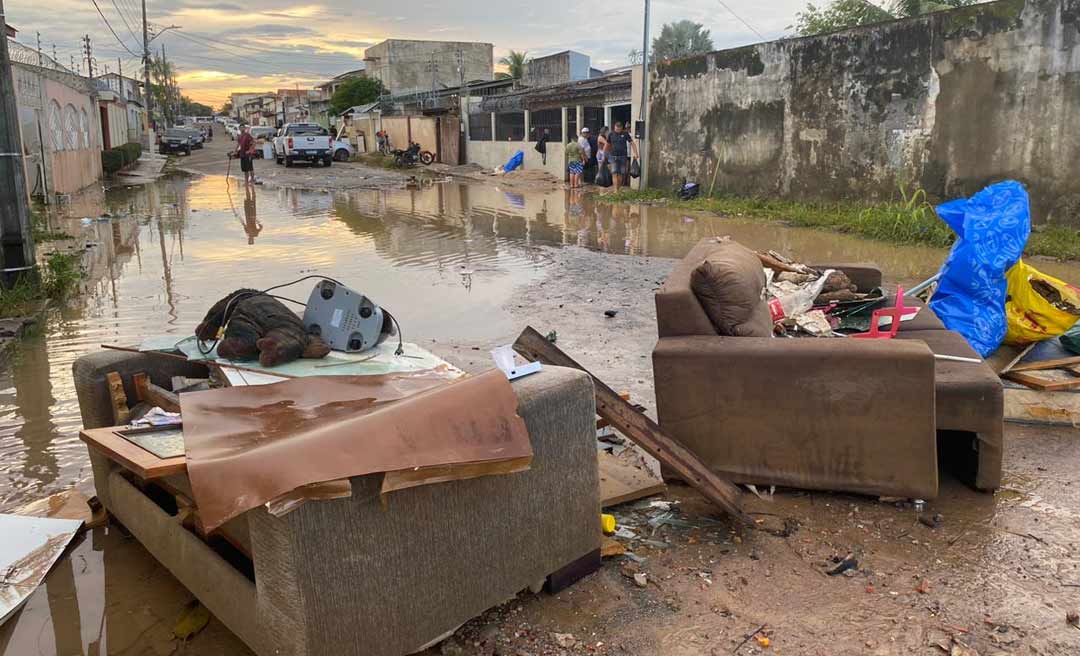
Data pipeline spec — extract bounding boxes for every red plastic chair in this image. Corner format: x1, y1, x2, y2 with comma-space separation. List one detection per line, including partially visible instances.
850, 287, 919, 339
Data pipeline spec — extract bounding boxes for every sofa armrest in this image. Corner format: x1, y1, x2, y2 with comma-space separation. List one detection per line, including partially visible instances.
653, 336, 937, 499
73, 350, 211, 429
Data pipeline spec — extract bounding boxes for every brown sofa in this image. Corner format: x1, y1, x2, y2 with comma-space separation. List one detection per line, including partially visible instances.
652, 239, 1004, 500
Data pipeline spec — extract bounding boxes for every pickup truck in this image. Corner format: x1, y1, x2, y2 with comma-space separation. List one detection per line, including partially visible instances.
273, 123, 333, 167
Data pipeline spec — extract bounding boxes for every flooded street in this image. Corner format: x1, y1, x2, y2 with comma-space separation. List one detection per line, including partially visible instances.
3, 165, 1080, 654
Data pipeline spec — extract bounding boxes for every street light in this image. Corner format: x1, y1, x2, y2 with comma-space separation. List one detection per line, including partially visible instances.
148, 25, 180, 44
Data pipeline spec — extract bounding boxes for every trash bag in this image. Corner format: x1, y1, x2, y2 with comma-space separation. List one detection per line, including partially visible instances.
596, 163, 612, 188
927, 180, 1030, 357
1004, 259, 1080, 345
503, 151, 524, 173
1060, 323, 1080, 355
629, 158, 640, 179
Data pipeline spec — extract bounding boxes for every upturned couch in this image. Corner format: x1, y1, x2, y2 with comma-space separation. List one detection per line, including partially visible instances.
73, 350, 601, 656
652, 238, 1003, 500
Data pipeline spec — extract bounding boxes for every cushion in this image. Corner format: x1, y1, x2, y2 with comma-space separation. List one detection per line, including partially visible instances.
690, 241, 773, 337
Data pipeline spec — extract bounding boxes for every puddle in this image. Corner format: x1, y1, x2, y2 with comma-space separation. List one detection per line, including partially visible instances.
4, 172, 1080, 653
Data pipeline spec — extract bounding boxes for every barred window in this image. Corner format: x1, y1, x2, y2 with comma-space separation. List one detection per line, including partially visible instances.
566, 109, 577, 142
495, 112, 524, 141
529, 108, 561, 142
468, 112, 492, 141
584, 106, 604, 133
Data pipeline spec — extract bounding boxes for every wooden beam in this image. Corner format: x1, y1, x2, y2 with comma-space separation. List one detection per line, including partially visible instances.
132, 372, 181, 412
1003, 371, 1080, 392
513, 326, 750, 525
1008, 355, 1080, 374
106, 372, 131, 424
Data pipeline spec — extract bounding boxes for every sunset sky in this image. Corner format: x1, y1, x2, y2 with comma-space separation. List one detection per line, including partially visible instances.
7, 0, 804, 109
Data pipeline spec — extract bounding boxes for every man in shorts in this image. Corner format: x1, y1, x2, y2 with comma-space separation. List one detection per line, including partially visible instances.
607, 122, 639, 193
235, 125, 257, 185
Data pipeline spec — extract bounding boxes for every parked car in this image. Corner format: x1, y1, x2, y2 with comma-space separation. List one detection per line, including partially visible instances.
273, 123, 333, 167
249, 126, 276, 141
332, 138, 354, 162
179, 128, 204, 149
159, 128, 193, 156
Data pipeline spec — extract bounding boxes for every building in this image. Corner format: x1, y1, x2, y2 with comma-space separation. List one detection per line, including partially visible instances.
363, 39, 493, 95
9, 39, 104, 196
312, 68, 366, 127
240, 93, 276, 126
464, 68, 640, 183
98, 73, 145, 147
316, 67, 366, 97
230, 92, 264, 122
523, 51, 593, 88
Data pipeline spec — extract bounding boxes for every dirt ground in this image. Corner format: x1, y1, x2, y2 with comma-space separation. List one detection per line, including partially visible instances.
179, 138, 567, 193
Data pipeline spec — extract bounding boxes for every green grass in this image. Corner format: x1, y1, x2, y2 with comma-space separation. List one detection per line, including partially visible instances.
0, 251, 83, 317
357, 153, 409, 170
600, 188, 1080, 261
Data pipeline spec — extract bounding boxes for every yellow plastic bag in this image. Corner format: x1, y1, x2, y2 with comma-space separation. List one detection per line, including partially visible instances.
1004, 259, 1080, 345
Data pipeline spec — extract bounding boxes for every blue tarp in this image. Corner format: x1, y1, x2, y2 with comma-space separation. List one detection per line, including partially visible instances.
503, 151, 524, 172
928, 180, 1031, 357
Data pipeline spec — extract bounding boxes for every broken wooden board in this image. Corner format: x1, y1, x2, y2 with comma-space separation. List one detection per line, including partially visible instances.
514, 326, 750, 525
1003, 370, 1080, 392
598, 450, 666, 508
106, 371, 130, 424
132, 372, 181, 412
11, 489, 92, 524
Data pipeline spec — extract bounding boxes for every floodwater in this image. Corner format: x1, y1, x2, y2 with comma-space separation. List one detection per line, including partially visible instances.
3, 172, 1080, 654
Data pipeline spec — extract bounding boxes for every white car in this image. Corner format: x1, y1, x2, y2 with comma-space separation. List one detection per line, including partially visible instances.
332, 138, 354, 162
272, 123, 334, 167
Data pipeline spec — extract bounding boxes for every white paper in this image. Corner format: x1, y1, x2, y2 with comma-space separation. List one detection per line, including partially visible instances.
0, 514, 82, 626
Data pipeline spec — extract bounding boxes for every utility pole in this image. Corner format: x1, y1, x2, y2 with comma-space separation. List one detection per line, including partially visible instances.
639, 0, 651, 189
428, 52, 438, 108
161, 42, 169, 125
83, 34, 94, 78
142, 0, 153, 135
0, 0, 38, 285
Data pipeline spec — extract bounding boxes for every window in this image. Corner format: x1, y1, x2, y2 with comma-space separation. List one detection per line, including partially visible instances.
584, 106, 604, 133
566, 109, 577, 143
63, 104, 79, 151
80, 109, 89, 148
49, 101, 63, 151
529, 108, 561, 142
468, 112, 492, 141
495, 112, 524, 141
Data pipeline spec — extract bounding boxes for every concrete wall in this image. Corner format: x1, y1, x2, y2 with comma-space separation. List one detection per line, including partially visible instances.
524, 51, 591, 87
101, 99, 128, 150
13, 63, 103, 197
366, 40, 493, 95
468, 139, 566, 179
647, 0, 1080, 223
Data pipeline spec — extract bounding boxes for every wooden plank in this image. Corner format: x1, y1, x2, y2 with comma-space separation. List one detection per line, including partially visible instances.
513, 326, 750, 525
1009, 355, 1080, 373
996, 342, 1036, 375
106, 372, 131, 425
599, 450, 666, 508
132, 372, 181, 412
79, 426, 187, 480
12, 489, 92, 524
1003, 371, 1080, 392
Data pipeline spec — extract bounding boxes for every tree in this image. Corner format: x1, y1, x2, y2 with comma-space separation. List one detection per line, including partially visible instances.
793, 0, 975, 36
495, 50, 529, 80
329, 77, 386, 115
179, 97, 213, 117
218, 101, 233, 116
651, 20, 714, 62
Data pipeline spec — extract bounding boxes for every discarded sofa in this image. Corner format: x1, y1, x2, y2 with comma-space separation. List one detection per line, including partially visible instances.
73, 349, 601, 656
652, 238, 1004, 500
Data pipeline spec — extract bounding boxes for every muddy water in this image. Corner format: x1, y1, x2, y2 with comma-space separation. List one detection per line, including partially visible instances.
4, 172, 1080, 653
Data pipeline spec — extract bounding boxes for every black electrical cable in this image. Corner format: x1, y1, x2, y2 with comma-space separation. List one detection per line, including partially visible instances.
197, 276, 403, 356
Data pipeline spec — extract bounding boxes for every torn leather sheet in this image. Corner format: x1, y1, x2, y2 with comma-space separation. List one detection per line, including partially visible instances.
180, 369, 532, 531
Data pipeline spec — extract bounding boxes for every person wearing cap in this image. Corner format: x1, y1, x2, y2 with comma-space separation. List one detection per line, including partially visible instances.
577, 128, 592, 174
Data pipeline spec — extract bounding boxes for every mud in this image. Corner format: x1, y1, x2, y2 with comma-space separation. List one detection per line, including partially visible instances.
2, 158, 1080, 654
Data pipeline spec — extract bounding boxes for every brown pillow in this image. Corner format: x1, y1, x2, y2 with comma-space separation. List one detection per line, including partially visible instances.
690, 241, 773, 337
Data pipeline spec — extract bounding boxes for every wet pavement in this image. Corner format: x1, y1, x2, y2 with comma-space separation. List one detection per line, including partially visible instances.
2, 166, 1080, 654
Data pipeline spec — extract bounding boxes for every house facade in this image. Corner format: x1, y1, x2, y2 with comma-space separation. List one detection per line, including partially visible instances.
364, 39, 493, 95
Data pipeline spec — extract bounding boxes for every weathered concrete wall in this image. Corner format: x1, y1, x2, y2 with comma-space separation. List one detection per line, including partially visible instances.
366, 40, 492, 95
648, 0, 1080, 223
524, 51, 591, 87
467, 139, 566, 179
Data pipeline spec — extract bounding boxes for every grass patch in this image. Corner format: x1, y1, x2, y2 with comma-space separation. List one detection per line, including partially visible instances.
0, 251, 83, 317
30, 209, 73, 243
601, 188, 1080, 261
357, 153, 409, 170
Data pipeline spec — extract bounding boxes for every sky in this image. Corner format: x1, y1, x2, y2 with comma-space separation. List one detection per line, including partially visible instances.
6, 0, 809, 108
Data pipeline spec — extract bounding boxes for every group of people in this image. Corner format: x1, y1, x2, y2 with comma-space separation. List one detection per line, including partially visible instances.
565, 122, 639, 191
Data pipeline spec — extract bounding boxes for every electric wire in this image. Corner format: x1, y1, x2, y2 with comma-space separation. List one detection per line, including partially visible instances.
88, 0, 142, 56
109, 0, 142, 45
716, 0, 767, 41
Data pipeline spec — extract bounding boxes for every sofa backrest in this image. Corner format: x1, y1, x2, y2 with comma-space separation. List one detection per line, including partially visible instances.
655, 239, 722, 338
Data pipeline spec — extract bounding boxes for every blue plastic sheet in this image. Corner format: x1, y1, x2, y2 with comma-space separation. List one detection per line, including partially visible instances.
503, 151, 524, 172
928, 180, 1031, 357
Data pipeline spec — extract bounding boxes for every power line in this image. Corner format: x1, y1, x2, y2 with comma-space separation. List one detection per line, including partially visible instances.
88, 0, 141, 56
716, 0, 766, 41
109, 0, 142, 45
162, 31, 350, 79
170, 29, 363, 65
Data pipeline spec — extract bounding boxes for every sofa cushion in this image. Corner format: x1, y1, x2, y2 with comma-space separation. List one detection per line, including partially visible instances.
881, 296, 948, 332
690, 241, 773, 337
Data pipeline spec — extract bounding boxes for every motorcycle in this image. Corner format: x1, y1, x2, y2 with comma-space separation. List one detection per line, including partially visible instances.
392, 142, 435, 167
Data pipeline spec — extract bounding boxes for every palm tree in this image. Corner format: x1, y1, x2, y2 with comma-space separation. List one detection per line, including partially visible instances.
651, 20, 714, 62
496, 50, 529, 80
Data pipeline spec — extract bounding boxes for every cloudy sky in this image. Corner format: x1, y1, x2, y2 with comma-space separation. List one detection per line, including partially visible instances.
7, 0, 809, 108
